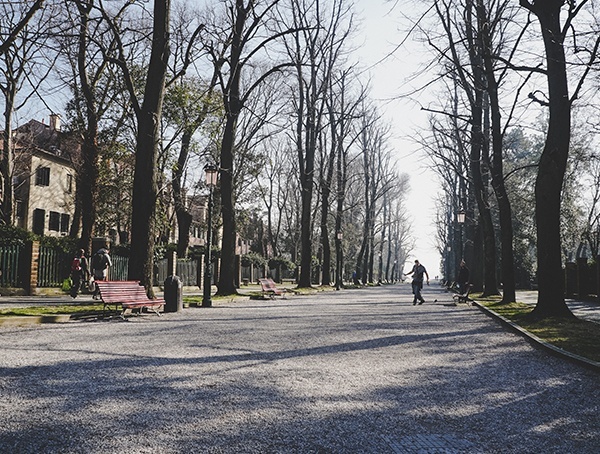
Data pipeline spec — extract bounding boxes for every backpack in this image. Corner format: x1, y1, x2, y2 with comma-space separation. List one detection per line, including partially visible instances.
92, 252, 108, 270
71, 257, 81, 272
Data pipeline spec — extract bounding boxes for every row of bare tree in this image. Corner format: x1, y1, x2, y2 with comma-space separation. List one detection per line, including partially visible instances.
0, 0, 413, 295
417, 0, 600, 318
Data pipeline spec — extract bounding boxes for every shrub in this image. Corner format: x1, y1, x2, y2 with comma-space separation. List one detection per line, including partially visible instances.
0, 225, 37, 246
40, 235, 79, 253
242, 252, 267, 268
268, 256, 296, 271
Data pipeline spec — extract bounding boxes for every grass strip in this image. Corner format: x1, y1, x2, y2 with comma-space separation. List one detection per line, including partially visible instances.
0, 304, 105, 317
478, 298, 600, 363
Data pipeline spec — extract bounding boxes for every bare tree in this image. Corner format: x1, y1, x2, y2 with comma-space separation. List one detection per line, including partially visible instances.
433, 0, 499, 296
98, 0, 172, 290
56, 0, 137, 251
0, 0, 55, 225
204, 0, 295, 295
519, 0, 600, 318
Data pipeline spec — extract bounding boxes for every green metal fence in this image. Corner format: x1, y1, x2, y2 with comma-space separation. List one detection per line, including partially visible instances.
38, 246, 70, 287
110, 255, 129, 281
0, 245, 23, 287
155, 258, 200, 287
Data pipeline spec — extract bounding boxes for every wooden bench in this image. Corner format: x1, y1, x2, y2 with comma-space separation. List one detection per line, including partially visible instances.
453, 284, 474, 305
96, 281, 165, 316
259, 278, 287, 299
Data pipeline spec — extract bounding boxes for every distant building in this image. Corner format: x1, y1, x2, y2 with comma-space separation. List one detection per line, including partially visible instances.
7, 114, 79, 237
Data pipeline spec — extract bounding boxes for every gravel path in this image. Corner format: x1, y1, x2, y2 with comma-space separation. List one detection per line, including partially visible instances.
1, 284, 598, 453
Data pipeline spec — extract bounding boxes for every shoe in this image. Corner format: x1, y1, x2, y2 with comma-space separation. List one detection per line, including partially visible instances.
418, 300, 424, 305
412, 301, 417, 305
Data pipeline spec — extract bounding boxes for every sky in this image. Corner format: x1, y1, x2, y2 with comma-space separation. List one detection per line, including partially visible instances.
354, 1, 443, 276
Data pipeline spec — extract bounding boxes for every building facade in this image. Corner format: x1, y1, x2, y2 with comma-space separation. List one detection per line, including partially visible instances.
11, 115, 77, 237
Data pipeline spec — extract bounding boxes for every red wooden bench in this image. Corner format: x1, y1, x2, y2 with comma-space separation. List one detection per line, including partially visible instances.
96, 281, 165, 316
259, 278, 287, 299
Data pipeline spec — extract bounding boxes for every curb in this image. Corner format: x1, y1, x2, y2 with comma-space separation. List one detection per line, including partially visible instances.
473, 301, 600, 373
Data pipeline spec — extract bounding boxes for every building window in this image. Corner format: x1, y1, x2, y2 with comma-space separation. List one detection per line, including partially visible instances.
36, 167, 50, 186
67, 174, 73, 193
16, 200, 24, 219
33, 209, 45, 235
60, 213, 70, 233
49, 211, 60, 231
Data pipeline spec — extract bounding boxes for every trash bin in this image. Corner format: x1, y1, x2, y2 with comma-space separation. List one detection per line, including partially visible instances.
164, 275, 183, 313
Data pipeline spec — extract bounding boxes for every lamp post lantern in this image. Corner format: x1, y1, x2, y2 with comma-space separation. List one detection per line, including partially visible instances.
202, 164, 218, 307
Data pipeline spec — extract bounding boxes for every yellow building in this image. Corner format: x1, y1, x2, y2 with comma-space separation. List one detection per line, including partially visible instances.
11, 115, 77, 237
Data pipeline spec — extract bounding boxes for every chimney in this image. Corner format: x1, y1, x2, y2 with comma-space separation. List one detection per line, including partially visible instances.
49, 113, 61, 131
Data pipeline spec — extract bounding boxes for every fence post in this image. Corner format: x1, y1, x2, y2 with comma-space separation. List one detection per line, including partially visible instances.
24, 240, 40, 296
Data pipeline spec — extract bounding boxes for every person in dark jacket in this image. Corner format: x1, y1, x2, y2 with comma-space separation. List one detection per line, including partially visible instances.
70, 249, 89, 298
404, 260, 429, 305
91, 247, 112, 299
457, 260, 470, 295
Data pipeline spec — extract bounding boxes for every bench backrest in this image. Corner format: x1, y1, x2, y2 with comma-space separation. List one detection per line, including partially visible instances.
259, 278, 278, 290
96, 281, 149, 303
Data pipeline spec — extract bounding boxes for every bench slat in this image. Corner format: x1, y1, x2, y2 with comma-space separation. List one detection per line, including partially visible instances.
96, 281, 164, 316
259, 278, 286, 298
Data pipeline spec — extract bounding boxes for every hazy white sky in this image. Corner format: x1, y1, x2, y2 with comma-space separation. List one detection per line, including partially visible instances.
355, 1, 443, 275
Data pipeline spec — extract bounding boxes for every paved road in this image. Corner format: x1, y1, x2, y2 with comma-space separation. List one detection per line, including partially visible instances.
0, 284, 598, 453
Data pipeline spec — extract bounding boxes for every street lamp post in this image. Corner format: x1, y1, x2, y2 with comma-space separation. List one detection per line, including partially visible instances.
446, 245, 452, 286
202, 165, 218, 307
457, 209, 466, 262
336, 231, 343, 290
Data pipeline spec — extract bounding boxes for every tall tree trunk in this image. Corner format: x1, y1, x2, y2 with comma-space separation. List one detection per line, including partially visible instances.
173, 130, 193, 258
129, 0, 170, 295
76, 1, 99, 252
520, 0, 574, 318
1, 95, 15, 225
355, 137, 371, 285
298, 111, 316, 287
319, 130, 336, 286
216, 0, 247, 296
216, 93, 239, 295
465, 1, 498, 296
477, 0, 516, 303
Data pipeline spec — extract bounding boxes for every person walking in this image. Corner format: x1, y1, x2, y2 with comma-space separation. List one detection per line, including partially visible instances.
91, 247, 112, 299
404, 259, 429, 305
457, 260, 470, 295
70, 249, 89, 298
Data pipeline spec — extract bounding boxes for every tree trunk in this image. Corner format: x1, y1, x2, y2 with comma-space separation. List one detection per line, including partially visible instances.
216, 0, 246, 296
466, 1, 498, 296
128, 0, 170, 295
173, 130, 193, 258
298, 131, 315, 287
216, 106, 239, 295
477, 0, 516, 303
75, 1, 99, 252
521, 1, 574, 318
319, 130, 336, 286
1, 97, 15, 225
